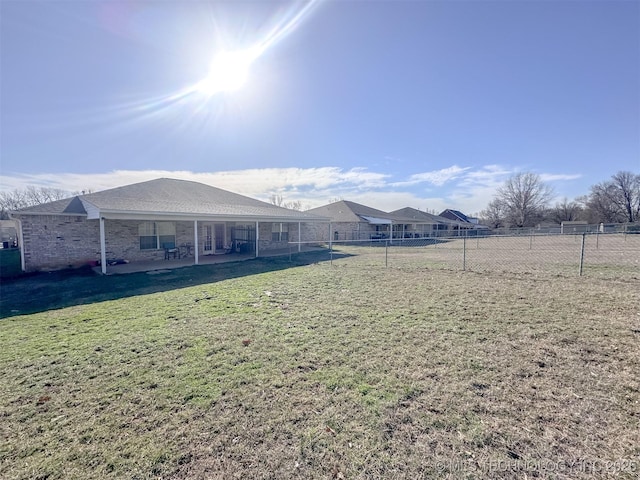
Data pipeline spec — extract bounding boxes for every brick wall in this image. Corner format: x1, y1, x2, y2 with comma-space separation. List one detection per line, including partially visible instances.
106, 220, 197, 262
15, 216, 333, 272
300, 222, 331, 242
15, 216, 199, 272
258, 222, 283, 252
16, 215, 100, 272
299, 221, 384, 242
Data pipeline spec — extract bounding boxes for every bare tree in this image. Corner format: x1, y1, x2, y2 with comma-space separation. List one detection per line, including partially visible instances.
269, 194, 284, 207
0, 189, 27, 215
0, 186, 70, 219
586, 171, 640, 223
492, 172, 554, 227
282, 200, 304, 211
612, 171, 640, 222
480, 198, 507, 228
24, 185, 68, 205
548, 197, 583, 224
268, 194, 304, 211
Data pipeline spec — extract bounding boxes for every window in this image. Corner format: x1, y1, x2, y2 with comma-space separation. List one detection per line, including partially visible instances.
139, 222, 176, 250
271, 222, 288, 242
139, 222, 156, 250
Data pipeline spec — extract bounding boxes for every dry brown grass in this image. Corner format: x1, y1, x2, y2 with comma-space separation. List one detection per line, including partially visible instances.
1, 254, 639, 479
339, 233, 640, 280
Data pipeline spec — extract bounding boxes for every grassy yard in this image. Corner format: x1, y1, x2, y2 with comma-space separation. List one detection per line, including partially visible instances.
1, 254, 639, 479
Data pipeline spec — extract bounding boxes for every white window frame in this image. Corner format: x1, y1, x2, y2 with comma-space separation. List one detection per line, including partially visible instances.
271, 222, 289, 242
139, 221, 176, 250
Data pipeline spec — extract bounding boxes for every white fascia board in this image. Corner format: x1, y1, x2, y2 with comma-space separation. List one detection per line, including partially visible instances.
390, 216, 439, 225
96, 210, 330, 223
80, 198, 101, 219
9, 211, 87, 217
360, 215, 393, 225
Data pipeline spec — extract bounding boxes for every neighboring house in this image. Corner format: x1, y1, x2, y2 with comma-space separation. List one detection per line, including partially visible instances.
0, 220, 19, 249
305, 201, 395, 241
389, 207, 461, 236
10, 178, 327, 274
305, 201, 457, 240
438, 209, 489, 233
439, 209, 471, 223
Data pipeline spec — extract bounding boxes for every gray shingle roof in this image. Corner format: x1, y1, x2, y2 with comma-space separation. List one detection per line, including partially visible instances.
13, 196, 88, 215
307, 201, 449, 224
439, 209, 470, 223
390, 207, 456, 225
306, 200, 397, 223
13, 178, 326, 221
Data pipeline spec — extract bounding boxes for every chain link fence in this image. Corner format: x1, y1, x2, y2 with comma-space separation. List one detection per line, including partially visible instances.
294, 232, 640, 279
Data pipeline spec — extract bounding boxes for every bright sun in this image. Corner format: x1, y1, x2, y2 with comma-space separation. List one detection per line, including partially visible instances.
197, 47, 262, 96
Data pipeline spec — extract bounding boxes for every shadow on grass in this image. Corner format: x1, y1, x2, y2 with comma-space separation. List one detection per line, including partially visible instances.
0, 250, 351, 319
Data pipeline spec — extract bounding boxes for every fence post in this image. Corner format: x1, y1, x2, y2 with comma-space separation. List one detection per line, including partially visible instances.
462, 236, 466, 271
596, 231, 599, 250
330, 241, 333, 266
578, 233, 586, 276
529, 232, 533, 250
385, 240, 388, 268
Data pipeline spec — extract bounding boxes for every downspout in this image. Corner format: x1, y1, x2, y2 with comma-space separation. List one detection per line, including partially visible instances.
99, 217, 107, 275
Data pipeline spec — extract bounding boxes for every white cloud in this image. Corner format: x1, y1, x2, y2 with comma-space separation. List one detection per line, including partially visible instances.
0, 165, 583, 215
456, 164, 512, 187
391, 165, 470, 187
539, 173, 582, 182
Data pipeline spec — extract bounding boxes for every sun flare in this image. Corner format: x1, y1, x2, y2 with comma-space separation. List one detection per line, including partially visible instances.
196, 47, 263, 96
183, 1, 320, 100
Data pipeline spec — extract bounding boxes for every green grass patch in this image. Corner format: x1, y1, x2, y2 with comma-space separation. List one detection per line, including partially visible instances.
1, 257, 639, 478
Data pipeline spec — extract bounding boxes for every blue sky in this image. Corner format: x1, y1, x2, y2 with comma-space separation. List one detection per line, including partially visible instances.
1, 0, 638, 215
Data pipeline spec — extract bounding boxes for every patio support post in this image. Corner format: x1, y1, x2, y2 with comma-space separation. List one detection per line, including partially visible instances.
194, 220, 199, 265
255, 221, 259, 257
99, 217, 107, 275
298, 222, 301, 252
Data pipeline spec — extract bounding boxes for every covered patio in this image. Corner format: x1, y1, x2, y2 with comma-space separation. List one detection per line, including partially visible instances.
94, 244, 326, 275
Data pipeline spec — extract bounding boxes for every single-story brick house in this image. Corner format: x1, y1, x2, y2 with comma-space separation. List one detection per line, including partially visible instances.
305, 201, 462, 241
390, 207, 486, 236
10, 178, 328, 274
304, 200, 394, 241
389, 207, 465, 236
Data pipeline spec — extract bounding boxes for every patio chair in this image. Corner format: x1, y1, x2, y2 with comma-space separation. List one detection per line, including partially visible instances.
179, 242, 193, 257
163, 242, 180, 260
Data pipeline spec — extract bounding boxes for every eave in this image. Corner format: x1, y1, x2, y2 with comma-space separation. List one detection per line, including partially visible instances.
91, 209, 330, 223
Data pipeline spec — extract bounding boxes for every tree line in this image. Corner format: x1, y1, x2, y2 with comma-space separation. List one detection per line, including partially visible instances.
0, 186, 92, 219
480, 170, 640, 228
